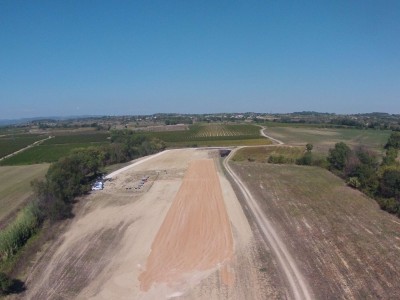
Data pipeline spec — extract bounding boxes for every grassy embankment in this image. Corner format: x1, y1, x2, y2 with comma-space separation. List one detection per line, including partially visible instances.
0, 165, 49, 226
0, 164, 49, 278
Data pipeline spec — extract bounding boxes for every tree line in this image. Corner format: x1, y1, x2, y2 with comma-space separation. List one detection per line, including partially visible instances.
34, 130, 166, 221
327, 132, 400, 217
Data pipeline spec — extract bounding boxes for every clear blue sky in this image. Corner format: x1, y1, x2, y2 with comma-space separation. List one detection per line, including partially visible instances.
1, 1, 399, 119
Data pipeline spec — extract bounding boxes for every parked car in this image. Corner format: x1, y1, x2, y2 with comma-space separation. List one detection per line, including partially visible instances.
91, 181, 104, 191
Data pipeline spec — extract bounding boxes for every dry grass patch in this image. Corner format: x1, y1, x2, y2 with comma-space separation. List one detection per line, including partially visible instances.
230, 162, 400, 299
0, 164, 49, 226
232, 146, 304, 163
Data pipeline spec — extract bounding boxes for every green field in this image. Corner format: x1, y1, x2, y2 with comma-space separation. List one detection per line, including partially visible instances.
43, 132, 110, 145
0, 132, 110, 165
0, 134, 47, 158
0, 142, 109, 166
140, 123, 270, 146
264, 125, 390, 154
0, 164, 49, 226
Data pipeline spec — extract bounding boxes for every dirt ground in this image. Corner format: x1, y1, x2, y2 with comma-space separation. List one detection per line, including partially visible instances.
231, 162, 400, 299
17, 149, 282, 299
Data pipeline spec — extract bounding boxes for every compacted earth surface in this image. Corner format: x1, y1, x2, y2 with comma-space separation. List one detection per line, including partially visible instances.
17, 149, 286, 299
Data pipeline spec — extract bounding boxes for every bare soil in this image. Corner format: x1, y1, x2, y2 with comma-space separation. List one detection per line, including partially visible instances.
16, 149, 280, 299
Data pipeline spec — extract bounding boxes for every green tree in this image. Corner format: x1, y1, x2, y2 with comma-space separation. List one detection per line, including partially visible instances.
306, 143, 313, 152
379, 168, 400, 199
296, 152, 313, 165
327, 142, 351, 171
382, 148, 398, 166
385, 132, 400, 149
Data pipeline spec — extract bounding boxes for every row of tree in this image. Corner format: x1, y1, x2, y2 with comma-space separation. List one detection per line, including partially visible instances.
327, 132, 400, 217
33, 131, 166, 221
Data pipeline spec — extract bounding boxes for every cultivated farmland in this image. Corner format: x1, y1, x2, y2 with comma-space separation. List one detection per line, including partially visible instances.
229, 161, 400, 299
141, 123, 271, 147
0, 132, 110, 165
0, 134, 47, 159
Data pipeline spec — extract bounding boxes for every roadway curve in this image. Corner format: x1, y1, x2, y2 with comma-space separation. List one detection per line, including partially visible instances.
223, 148, 313, 300
259, 126, 284, 145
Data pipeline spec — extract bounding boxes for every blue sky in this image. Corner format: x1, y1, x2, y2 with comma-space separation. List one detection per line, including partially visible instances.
1, 1, 399, 119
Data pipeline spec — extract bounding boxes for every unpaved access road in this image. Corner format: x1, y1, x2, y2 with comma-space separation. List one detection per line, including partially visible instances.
19, 148, 286, 299
223, 148, 313, 300
259, 127, 284, 145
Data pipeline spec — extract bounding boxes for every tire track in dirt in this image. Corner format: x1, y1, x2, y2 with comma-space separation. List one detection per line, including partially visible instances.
223, 148, 313, 300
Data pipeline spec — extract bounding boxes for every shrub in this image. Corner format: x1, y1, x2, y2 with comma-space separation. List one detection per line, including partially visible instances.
296, 152, 313, 165
347, 177, 361, 189
0, 203, 41, 262
0, 272, 11, 295
327, 142, 351, 171
376, 197, 400, 215
268, 155, 293, 164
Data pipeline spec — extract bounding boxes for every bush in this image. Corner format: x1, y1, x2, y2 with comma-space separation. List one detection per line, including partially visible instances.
347, 177, 361, 188
379, 168, 400, 199
296, 152, 313, 165
376, 197, 400, 215
0, 203, 41, 262
0, 272, 11, 295
268, 155, 289, 164
327, 142, 351, 171
385, 131, 400, 149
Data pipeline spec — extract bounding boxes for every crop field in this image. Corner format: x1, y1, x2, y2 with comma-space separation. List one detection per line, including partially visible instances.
0, 164, 49, 226
42, 132, 110, 144
230, 161, 400, 299
141, 123, 271, 147
0, 132, 110, 165
192, 124, 260, 138
0, 142, 109, 166
264, 125, 390, 154
0, 134, 47, 158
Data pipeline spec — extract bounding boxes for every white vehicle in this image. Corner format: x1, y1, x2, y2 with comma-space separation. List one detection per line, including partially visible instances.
91, 181, 104, 191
